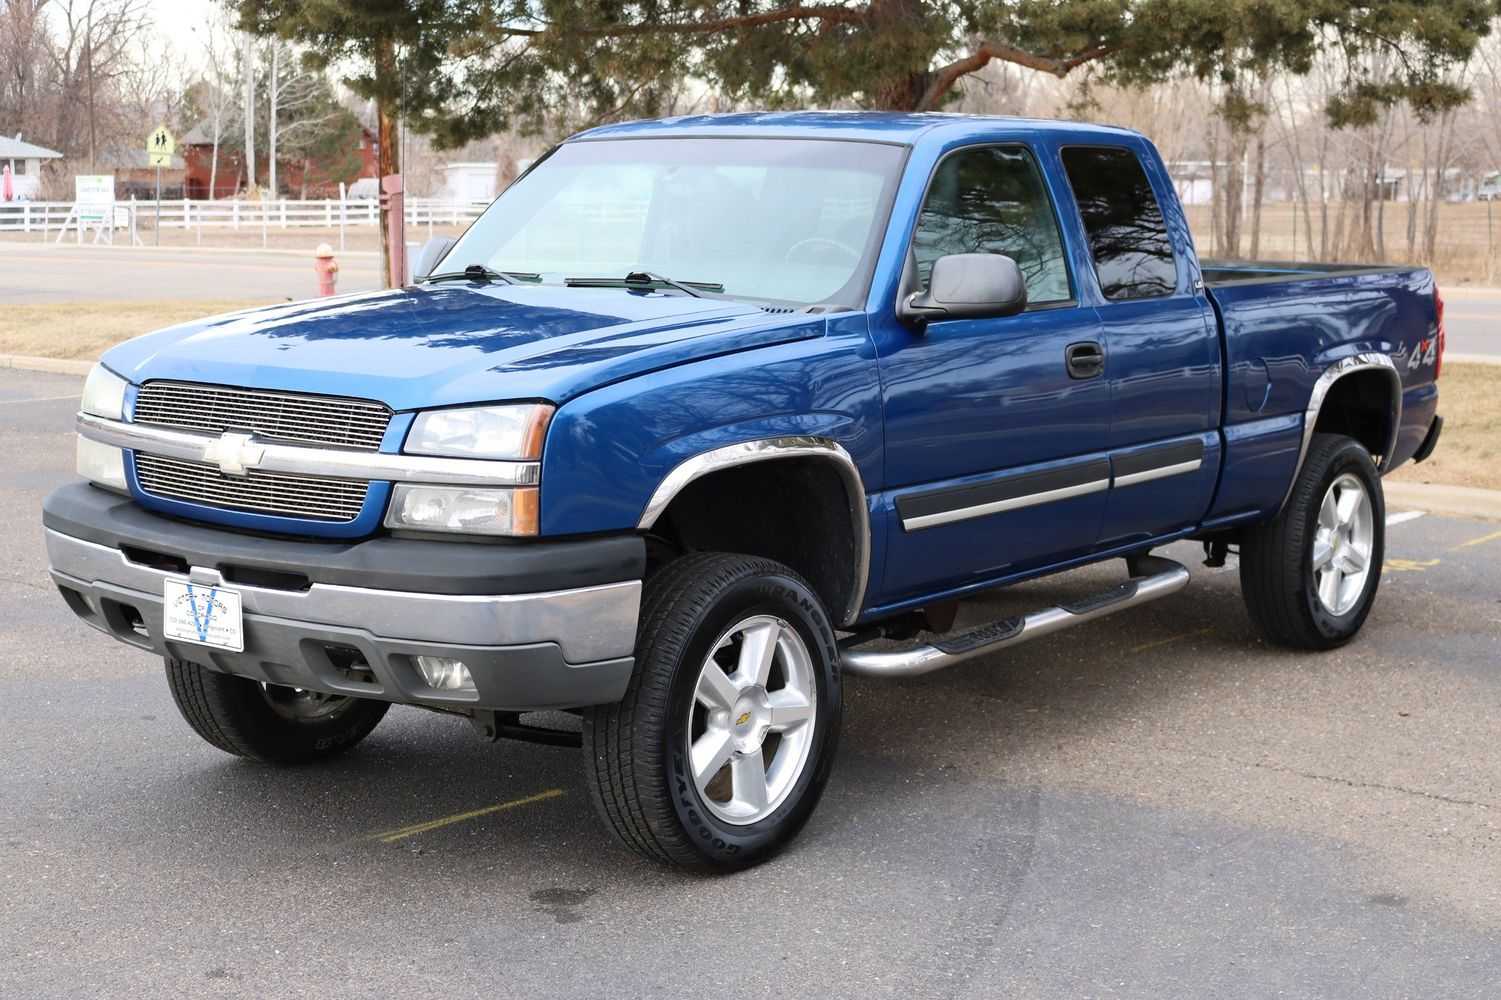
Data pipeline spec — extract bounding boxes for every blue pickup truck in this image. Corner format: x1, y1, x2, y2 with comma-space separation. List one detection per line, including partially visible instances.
45, 112, 1444, 870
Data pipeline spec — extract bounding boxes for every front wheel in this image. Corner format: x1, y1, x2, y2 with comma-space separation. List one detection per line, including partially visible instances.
583, 553, 842, 870
1240, 432, 1385, 650
165, 658, 389, 764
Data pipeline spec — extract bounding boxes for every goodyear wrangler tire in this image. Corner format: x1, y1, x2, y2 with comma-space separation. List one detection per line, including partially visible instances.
165, 658, 389, 765
582, 552, 842, 870
1240, 433, 1385, 650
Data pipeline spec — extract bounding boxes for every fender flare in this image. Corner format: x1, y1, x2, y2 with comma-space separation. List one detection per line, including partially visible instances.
1281, 352, 1402, 511
637, 436, 871, 626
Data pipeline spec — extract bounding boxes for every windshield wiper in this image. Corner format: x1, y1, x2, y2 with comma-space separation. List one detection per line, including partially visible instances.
564, 270, 726, 297
424, 264, 539, 285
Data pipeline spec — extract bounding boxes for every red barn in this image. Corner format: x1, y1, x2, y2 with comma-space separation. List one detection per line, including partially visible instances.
180, 121, 378, 199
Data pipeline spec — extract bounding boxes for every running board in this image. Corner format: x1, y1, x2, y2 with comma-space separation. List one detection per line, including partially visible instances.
840, 555, 1190, 678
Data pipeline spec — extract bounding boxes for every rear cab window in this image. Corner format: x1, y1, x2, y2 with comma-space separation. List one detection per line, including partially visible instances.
1060, 146, 1177, 300
911, 145, 1073, 306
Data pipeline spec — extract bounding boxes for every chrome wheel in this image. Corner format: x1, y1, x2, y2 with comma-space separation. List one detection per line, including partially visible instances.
688, 614, 817, 825
1311, 472, 1374, 616
259, 684, 358, 723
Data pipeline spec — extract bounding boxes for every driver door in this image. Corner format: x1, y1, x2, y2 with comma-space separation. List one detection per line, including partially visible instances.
874, 142, 1111, 606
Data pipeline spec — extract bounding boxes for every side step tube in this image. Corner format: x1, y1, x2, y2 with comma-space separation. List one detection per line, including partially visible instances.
840, 555, 1190, 678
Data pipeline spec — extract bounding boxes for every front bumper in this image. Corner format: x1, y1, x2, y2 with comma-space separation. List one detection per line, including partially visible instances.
43, 483, 644, 711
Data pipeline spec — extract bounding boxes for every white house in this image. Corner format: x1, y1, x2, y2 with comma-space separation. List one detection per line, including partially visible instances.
0, 134, 64, 199
442, 162, 499, 202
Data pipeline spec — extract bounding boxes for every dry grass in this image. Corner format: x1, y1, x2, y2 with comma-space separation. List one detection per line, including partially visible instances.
0, 300, 266, 362
1387, 362, 1501, 491
1, 300, 1495, 490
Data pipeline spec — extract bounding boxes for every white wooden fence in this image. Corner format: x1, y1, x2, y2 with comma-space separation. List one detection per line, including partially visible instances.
0, 197, 489, 238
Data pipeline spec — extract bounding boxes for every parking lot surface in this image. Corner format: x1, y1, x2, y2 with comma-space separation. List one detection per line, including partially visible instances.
2, 368, 1499, 998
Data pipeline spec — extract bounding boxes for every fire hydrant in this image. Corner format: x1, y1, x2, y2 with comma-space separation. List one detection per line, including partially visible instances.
314, 243, 340, 297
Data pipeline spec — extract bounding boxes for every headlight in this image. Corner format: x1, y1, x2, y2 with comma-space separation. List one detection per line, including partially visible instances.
77, 436, 127, 490
404, 403, 553, 460
78, 364, 129, 490
384, 484, 539, 536
81, 363, 128, 420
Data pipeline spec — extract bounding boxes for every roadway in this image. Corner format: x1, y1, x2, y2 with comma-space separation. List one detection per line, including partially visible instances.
0, 243, 383, 304
4, 367, 1500, 998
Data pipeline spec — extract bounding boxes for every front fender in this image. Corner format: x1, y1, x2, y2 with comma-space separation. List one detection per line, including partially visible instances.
538, 314, 883, 538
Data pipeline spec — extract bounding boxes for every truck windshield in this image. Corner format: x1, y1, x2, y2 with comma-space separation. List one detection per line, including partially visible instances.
444, 137, 907, 308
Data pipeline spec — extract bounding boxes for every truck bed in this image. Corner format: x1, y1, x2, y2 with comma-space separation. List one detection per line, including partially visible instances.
1202, 258, 1428, 287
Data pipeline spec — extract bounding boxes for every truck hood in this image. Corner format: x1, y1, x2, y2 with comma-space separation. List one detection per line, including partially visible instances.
101, 284, 825, 410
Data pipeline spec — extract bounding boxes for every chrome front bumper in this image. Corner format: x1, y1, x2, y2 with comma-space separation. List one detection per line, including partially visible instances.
45, 521, 641, 713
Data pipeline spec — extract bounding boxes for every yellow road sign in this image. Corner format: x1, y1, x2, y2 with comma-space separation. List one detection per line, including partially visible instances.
147, 125, 175, 161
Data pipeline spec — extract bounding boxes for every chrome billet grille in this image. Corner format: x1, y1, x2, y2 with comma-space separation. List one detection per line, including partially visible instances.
135, 454, 368, 522
134, 381, 392, 451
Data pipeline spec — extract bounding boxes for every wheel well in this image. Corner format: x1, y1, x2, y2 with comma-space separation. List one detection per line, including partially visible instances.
1312, 370, 1395, 460
649, 458, 864, 625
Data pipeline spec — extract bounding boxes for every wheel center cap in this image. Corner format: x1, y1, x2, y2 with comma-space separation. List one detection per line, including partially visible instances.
731, 687, 772, 753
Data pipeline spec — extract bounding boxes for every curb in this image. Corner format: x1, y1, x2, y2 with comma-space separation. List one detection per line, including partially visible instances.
1446, 353, 1501, 367
0, 354, 92, 376
1384, 481, 1501, 522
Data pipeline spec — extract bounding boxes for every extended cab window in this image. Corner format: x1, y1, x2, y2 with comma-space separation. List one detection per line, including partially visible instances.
911, 146, 1071, 305
1061, 146, 1177, 300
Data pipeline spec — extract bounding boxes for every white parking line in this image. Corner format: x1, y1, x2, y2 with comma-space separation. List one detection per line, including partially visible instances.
1386, 510, 1426, 526
0, 394, 80, 406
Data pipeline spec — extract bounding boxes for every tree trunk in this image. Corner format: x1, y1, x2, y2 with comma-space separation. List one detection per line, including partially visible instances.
243, 32, 256, 191
1249, 134, 1266, 259
375, 35, 400, 288
269, 43, 279, 199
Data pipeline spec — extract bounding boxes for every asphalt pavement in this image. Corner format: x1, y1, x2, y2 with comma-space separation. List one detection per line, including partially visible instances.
2, 368, 1500, 998
0, 243, 383, 304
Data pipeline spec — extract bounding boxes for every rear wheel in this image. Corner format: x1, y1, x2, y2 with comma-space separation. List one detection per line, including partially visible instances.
165, 658, 389, 764
583, 553, 842, 870
1240, 433, 1385, 649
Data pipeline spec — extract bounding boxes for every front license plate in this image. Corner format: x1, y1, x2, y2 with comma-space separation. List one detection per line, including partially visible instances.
162, 580, 245, 652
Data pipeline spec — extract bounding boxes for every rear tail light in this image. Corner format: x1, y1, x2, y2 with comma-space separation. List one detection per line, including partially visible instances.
1434, 286, 1446, 379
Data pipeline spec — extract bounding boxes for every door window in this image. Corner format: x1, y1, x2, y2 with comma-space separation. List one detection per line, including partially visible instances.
1060, 146, 1178, 300
911, 146, 1071, 305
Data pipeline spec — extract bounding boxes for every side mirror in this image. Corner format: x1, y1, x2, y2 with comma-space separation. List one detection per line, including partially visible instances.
413, 236, 457, 282
898, 252, 1028, 326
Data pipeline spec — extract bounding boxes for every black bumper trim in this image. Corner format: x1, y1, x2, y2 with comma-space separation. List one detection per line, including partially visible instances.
1412, 413, 1443, 464
43, 482, 645, 596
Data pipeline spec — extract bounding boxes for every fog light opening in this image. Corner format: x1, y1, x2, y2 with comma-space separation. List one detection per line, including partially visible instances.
414, 655, 476, 694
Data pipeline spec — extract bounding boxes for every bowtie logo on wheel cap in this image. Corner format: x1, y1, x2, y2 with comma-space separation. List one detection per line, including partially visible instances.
735, 711, 752, 727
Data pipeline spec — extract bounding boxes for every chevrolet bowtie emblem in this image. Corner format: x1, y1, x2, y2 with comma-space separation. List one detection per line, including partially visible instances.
201, 431, 265, 477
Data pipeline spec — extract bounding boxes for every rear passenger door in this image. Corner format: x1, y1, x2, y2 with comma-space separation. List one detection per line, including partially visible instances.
1058, 145, 1222, 548
875, 143, 1112, 606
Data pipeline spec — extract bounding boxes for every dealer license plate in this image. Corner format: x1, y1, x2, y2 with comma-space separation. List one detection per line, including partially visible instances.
162, 579, 245, 652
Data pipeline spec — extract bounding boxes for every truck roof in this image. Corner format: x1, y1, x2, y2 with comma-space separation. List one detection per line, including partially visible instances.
572, 110, 1145, 146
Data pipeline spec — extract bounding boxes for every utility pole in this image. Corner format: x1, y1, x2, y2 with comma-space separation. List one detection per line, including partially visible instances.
243, 33, 256, 191
85, 12, 96, 173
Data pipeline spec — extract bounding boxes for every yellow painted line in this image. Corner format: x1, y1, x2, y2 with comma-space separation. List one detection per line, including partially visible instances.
1383, 557, 1441, 572
368, 788, 565, 844
1444, 311, 1500, 321
1450, 528, 1501, 551
1128, 627, 1212, 655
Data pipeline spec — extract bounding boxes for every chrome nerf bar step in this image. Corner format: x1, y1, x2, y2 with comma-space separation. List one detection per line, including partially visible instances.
839, 554, 1191, 678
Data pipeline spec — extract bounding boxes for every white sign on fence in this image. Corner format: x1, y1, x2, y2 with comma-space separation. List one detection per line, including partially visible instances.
75, 175, 115, 224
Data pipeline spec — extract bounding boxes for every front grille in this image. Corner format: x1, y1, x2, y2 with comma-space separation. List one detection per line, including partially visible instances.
134, 381, 392, 451
135, 454, 369, 522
